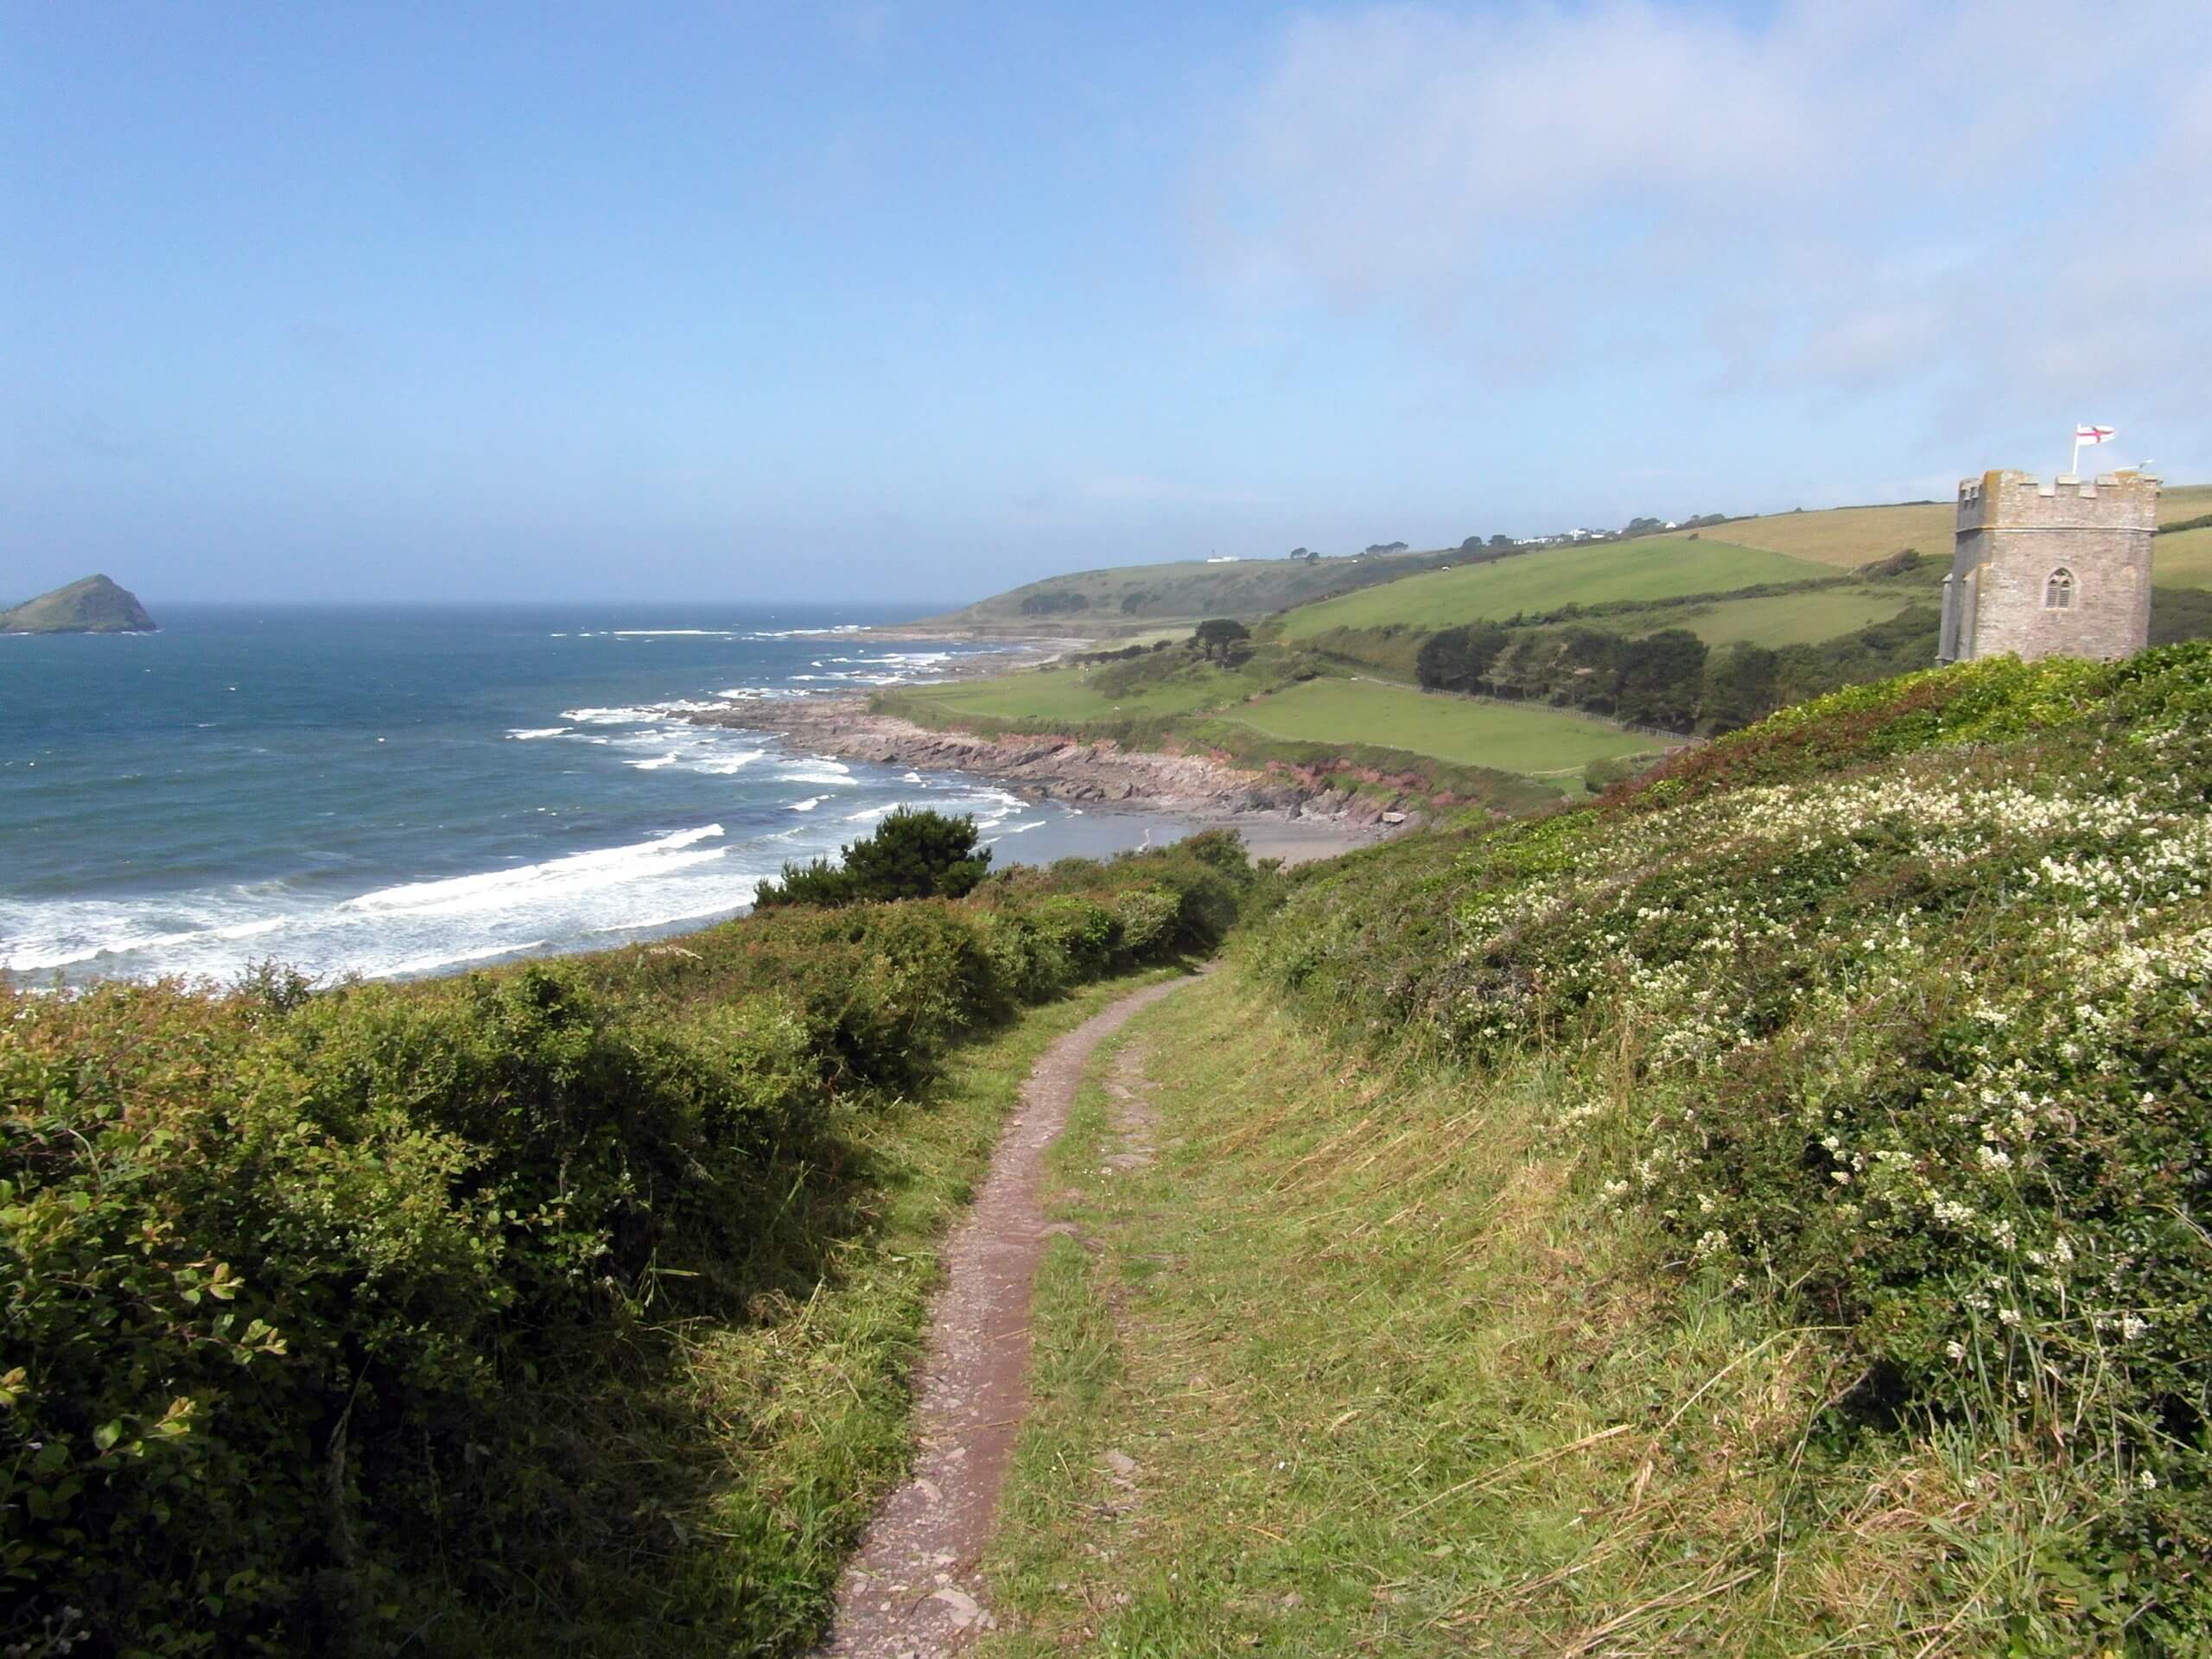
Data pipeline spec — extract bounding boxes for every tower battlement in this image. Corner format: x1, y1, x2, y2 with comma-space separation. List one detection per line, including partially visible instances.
1939, 467, 2158, 667
1955, 469, 2161, 534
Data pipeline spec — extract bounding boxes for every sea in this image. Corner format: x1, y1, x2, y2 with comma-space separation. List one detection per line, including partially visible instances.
0, 605, 1197, 988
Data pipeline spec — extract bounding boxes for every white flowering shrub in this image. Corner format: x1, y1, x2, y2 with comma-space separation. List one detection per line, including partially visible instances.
1249, 644, 2212, 1637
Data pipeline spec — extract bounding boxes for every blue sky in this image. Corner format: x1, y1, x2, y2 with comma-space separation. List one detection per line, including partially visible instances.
5, 2, 2207, 604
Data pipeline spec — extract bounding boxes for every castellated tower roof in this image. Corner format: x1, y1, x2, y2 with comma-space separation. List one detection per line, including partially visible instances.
1940, 469, 2158, 667
1956, 468, 2162, 535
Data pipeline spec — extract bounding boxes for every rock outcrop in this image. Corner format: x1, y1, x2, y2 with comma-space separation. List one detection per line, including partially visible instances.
0, 575, 157, 634
686, 697, 1407, 825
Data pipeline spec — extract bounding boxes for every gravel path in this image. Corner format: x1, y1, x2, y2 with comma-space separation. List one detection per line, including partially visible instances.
818, 976, 1195, 1658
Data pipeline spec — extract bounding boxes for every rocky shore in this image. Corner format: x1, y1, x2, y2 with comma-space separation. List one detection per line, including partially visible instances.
683, 696, 1411, 863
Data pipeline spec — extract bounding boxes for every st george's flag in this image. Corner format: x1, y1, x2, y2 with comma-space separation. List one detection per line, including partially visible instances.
2075, 424, 2115, 445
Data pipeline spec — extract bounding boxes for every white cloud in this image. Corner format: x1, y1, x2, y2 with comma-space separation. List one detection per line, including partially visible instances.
1196, 1, 2212, 417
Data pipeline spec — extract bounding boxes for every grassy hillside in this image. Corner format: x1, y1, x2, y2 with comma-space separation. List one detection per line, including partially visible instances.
1700, 499, 1954, 567
883, 646, 1649, 808
918, 545, 1489, 636
1220, 677, 1659, 777
1615, 582, 1925, 645
1707, 483, 2212, 569
986, 645, 2212, 1655
2156, 525, 2212, 588
1277, 536, 1827, 639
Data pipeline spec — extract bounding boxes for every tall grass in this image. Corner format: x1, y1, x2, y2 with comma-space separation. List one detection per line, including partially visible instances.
988, 645, 2212, 1655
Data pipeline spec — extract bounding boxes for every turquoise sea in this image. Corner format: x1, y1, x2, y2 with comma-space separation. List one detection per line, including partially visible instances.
0, 605, 1193, 985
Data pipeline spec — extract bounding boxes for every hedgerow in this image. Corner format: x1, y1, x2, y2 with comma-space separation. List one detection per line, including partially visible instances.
1245, 644, 2212, 1646
0, 834, 1262, 1655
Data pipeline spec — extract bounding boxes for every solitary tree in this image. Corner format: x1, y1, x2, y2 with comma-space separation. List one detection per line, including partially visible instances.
1193, 618, 1251, 663
753, 807, 992, 908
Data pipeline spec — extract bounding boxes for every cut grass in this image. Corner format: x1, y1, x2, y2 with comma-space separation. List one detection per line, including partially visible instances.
979, 970, 2056, 1657
1699, 501, 1955, 569
1621, 583, 1931, 647
2153, 525, 2212, 589
1278, 537, 1826, 639
1224, 677, 1662, 776
1707, 486, 2210, 570
898, 662, 1254, 726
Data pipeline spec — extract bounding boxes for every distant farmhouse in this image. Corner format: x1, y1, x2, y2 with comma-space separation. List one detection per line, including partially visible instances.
1939, 470, 2158, 664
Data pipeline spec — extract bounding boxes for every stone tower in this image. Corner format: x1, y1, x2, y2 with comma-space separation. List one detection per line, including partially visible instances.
1938, 469, 2158, 664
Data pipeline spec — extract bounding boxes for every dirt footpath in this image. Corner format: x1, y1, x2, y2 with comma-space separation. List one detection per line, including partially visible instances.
819, 976, 1195, 1658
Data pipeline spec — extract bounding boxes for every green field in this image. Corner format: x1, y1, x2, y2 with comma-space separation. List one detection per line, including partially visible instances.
2156, 525, 2212, 588
918, 546, 1465, 635
1710, 484, 2209, 570
1224, 678, 1660, 776
1704, 500, 1953, 568
899, 662, 1253, 726
1624, 582, 1930, 646
1278, 536, 1826, 639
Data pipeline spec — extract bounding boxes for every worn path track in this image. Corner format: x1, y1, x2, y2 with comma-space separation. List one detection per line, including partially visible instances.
820, 975, 1195, 1658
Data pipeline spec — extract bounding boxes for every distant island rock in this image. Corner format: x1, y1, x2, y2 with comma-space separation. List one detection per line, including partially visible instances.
0, 575, 158, 634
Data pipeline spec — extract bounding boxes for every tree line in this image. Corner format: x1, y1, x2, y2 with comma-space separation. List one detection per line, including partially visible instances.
1416, 607, 1942, 734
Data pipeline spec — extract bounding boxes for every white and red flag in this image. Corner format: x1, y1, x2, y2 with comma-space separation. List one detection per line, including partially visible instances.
2069, 424, 2116, 473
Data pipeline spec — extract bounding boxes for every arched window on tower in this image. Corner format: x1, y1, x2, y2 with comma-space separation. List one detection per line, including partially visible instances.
2045, 568, 2075, 610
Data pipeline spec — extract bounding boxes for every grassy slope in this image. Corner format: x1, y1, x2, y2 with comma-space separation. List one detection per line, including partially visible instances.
1224, 677, 1661, 776
1701, 501, 1955, 568
1708, 485, 2212, 569
891, 662, 1657, 795
985, 977, 1999, 1656
982, 646, 2212, 1655
899, 660, 1262, 726
1278, 536, 1827, 639
918, 547, 1471, 636
1619, 582, 1927, 646
2156, 525, 2212, 588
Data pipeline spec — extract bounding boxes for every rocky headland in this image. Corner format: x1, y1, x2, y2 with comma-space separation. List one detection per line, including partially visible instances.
684, 696, 1413, 862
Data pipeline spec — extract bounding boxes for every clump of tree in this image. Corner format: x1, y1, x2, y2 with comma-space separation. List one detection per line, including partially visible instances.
1287, 546, 1320, 561
1193, 618, 1252, 664
753, 808, 991, 908
1120, 589, 1159, 614
1414, 622, 1510, 693
1361, 541, 1410, 557
1020, 590, 1090, 615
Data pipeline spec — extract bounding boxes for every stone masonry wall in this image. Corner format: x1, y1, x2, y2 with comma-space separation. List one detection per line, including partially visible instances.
1948, 471, 2158, 664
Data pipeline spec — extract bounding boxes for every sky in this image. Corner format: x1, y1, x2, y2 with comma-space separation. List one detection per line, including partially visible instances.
5, 1, 2209, 605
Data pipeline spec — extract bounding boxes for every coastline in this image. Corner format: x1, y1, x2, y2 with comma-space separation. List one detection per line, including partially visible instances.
684, 692, 1410, 867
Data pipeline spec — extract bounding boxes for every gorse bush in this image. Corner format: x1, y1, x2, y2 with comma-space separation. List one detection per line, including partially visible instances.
1247, 644, 2212, 1646
0, 835, 1263, 1655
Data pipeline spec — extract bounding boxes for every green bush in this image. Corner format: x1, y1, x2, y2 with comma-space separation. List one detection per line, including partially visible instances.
753, 807, 992, 909
0, 834, 1266, 1654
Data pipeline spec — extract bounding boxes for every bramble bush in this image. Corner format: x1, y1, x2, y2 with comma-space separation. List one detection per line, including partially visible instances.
1248, 644, 2212, 1645
0, 833, 1262, 1655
